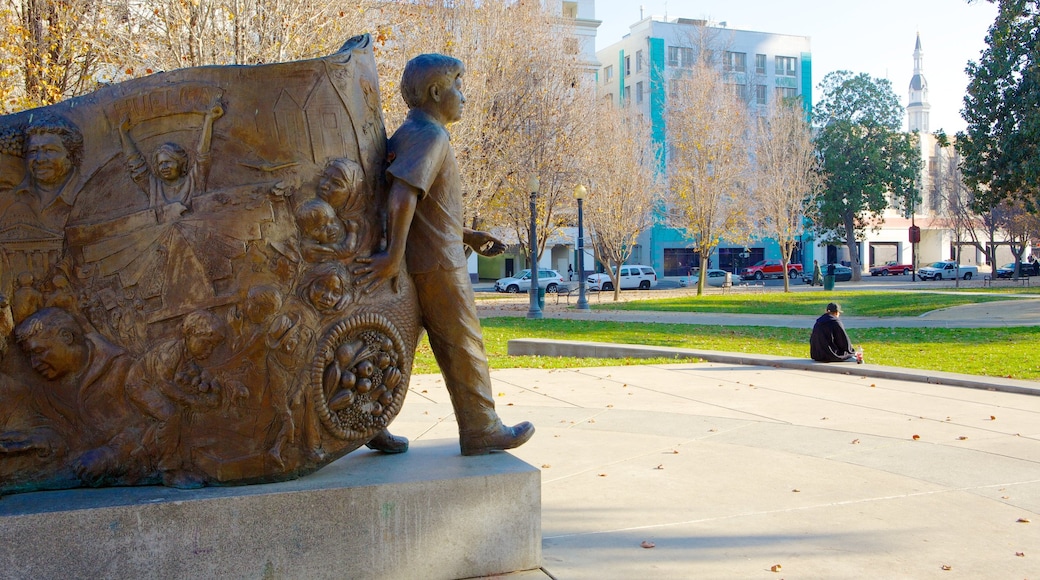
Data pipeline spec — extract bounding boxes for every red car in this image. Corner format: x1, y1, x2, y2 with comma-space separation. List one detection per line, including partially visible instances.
740, 259, 802, 281
869, 261, 913, 276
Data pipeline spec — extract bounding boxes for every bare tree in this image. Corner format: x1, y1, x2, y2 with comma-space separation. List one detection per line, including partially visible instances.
666, 62, 753, 296
752, 97, 823, 292
371, 0, 590, 260
579, 103, 663, 301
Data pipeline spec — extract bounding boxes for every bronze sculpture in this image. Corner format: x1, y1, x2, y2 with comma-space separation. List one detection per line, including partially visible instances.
0, 36, 462, 494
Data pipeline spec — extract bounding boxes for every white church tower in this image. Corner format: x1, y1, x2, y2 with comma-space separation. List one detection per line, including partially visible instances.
907, 33, 930, 133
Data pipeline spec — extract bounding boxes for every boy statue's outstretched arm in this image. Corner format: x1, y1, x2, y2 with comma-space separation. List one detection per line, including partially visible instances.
463, 229, 506, 257
355, 179, 418, 294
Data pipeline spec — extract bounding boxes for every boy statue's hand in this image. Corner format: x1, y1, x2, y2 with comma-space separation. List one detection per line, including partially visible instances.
354, 252, 401, 294
465, 230, 505, 257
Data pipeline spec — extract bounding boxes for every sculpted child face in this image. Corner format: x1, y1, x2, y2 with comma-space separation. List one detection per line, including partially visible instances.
155, 150, 183, 181
304, 207, 345, 245
26, 133, 73, 187
431, 74, 465, 125
308, 274, 344, 312
318, 165, 355, 210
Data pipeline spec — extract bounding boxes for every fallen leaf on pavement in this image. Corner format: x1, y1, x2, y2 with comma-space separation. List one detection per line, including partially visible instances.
1016, 552, 1025, 557
941, 564, 952, 571
990, 415, 997, 420
1017, 518, 1031, 523
641, 541, 655, 549
541, 464, 551, 469
792, 489, 800, 493
1002, 496, 1010, 499
851, 439, 860, 444
957, 436, 968, 440
654, 464, 664, 470
912, 434, 921, 440
598, 473, 607, 477
770, 564, 782, 572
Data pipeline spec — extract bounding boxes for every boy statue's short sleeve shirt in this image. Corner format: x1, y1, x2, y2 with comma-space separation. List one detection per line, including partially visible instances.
386, 109, 467, 275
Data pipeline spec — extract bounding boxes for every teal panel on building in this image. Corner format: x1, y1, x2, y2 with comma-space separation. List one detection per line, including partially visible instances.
649, 37, 666, 169
800, 52, 812, 117
618, 51, 625, 104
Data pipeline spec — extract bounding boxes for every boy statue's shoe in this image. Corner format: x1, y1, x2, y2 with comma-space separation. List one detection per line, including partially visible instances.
460, 421, 535, 456
365, 429, 409, 454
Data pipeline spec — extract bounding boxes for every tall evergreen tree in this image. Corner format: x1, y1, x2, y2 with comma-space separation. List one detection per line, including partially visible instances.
957, 0, 1040, 211
813, 71, 921, 280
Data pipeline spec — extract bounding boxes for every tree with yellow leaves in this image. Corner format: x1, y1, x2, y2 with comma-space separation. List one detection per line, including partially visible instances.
579, 102, 663, 301
752, 97, 823, 292
666, 62, 754, 295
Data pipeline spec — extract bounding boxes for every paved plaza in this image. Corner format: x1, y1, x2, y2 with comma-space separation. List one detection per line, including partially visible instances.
384, 291, 1040, 578
392, 362, 1040, 579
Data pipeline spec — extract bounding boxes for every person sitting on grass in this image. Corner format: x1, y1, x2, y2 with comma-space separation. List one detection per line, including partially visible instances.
810, 302, 859, 363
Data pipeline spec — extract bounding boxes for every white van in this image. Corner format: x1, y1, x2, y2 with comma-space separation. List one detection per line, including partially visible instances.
586, 265, 658, 291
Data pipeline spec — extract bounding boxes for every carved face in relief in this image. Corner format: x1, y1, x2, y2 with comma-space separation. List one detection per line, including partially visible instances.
318, 164, 355, 211
155, 150, 182, 181
26, 133, 73, 187
186, 332, 222, 361
22, 328, 80, 380
308, 274, 345, 313
296, 200, 345, 245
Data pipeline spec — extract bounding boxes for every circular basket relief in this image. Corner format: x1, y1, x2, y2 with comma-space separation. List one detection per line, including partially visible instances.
311, 313, 409, 440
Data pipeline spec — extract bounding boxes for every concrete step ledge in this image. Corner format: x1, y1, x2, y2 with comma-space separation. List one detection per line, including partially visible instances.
507, 338, 1040, 397
0, 440, 541, 580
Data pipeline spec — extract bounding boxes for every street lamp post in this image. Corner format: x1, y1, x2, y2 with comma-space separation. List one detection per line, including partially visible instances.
573, 184, 589, 310
527, 175, 542, 319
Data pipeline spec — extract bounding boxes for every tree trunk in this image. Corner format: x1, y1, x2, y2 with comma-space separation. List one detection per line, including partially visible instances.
842, 209, 862, 281
697, 255, 708, 296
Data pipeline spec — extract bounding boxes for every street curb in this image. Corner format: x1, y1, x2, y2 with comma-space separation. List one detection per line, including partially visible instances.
507, 338, 1040, 397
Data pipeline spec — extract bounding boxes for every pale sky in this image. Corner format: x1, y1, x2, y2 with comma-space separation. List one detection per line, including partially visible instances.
593, 0, 999, 134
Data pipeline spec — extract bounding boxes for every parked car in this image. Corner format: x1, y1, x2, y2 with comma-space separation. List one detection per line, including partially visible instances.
801, 264, 852, 283
680, 269, 731, 288
740, 259, 802, 281
586, 265, 658, 291
995, 261, 1040, 278
917, 261, 978, 281
869, 261, 913, 276
494, 269, 564, 293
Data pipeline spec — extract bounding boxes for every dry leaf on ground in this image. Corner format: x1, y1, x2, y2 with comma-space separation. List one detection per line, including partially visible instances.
640, 541, 655, 549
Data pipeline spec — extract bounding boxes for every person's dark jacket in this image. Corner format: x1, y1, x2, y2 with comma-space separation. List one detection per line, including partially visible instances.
810, 313, 855, 362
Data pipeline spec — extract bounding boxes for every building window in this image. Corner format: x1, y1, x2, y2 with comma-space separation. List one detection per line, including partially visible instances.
775, 56, 797, 77
755, 84, 767, 105
625, 55, 631, 76
728, 83, 748, 101
775, 86, 797, 100
636, 81, 644, 103
755, 53, 766, 75
562, 1, 577, 18
604, 93, 613, 103
623, 85, 631, 105
636, 50, 644, 72
667, 46, 695, 68
724, 51, 746, 72
604, 65, 613, 83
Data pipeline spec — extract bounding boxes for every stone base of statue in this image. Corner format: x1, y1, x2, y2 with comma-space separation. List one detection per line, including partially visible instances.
0, 440, 542, 579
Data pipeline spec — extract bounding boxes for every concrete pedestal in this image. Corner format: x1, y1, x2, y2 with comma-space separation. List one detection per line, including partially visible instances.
0, 440, 541, 580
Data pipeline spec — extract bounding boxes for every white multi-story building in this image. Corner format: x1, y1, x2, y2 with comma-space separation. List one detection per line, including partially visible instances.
595, 16, 812, 276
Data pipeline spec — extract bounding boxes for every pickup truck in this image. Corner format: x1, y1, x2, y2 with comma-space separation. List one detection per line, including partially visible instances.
869, 261, 913, 276
917, 261, 978, 281
740, 260, 802, 281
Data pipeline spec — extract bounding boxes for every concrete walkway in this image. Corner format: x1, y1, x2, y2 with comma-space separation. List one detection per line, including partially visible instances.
384, 290, 1040, 578
392, 363, 1040, 579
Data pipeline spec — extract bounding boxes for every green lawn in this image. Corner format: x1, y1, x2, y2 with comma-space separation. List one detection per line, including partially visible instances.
595, 290, 1028, 317
412, 318, 1040, 382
